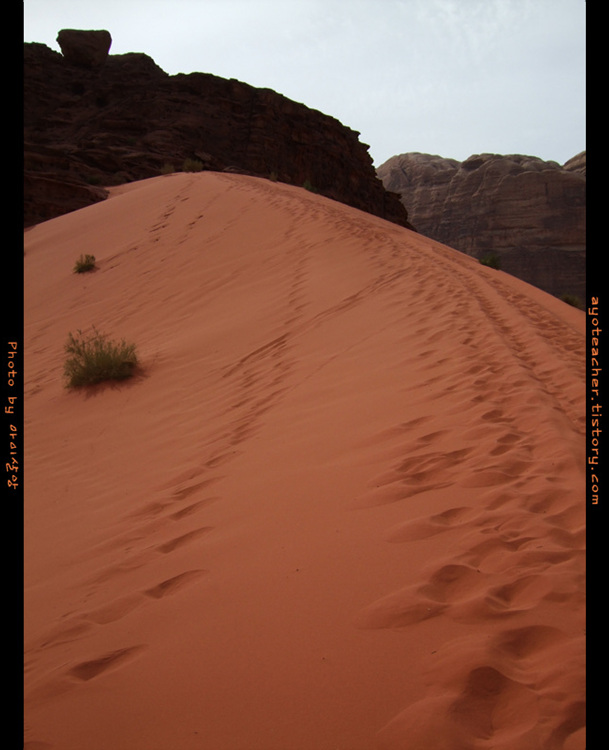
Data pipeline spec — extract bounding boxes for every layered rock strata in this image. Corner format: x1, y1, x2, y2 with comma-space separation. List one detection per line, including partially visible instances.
377, 152, 586, 301
24, 31, 411, 230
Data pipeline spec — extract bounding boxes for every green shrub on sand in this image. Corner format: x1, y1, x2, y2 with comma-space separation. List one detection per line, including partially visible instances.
479, 253, 501, 270
73, 254, 97, 273
64, 328, 138, 388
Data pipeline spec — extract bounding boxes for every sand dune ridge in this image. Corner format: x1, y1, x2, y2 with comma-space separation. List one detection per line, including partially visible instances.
24, 172, 585, 750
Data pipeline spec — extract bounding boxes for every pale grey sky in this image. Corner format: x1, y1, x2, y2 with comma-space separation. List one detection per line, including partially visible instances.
23, 0, 586, 167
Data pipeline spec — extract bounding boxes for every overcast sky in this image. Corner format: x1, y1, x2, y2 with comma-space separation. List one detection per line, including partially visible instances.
23, 0, 586, 167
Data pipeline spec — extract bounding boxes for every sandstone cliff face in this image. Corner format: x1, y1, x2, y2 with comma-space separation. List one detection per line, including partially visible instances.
377, 152, 586, 302
563, 151, 586, 175
24, 33, 411, 230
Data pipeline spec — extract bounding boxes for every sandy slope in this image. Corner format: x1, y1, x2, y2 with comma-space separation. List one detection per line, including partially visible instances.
24, 172, 585, 749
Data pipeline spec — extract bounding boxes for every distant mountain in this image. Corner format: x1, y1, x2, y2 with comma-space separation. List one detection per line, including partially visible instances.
24, 29, 412, 230
377, 152, 586, 302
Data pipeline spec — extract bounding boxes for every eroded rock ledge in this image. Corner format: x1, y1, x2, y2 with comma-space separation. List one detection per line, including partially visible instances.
24, 30, 412, 230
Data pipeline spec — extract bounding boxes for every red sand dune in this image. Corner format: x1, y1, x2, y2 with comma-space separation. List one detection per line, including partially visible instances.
24, 172, 585, 749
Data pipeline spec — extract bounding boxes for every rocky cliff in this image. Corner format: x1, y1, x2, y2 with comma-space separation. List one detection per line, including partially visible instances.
24, 30, 412, 230
377, 152, 586, 302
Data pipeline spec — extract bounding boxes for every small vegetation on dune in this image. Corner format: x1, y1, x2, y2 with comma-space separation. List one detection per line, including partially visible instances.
182, 158, 204, 172
479, 253, 501, 270
64, 328, 138, 388
559, 293, 583, 310
302, 179, 319, 193
73, 254, 97, 273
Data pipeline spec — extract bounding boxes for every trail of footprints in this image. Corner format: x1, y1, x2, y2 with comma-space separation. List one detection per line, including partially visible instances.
27, 465, 227, 696
28, 180, 585, 737
355, 418, 585, 745
352, 244, 585, 745
354, 364, 584, 632
29, 182, 318, 694
377, 623, 585, 748
430, 244, 584, 432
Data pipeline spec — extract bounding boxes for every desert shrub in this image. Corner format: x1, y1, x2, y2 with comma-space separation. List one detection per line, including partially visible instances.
559, 293, 583, 309
479, 253, 501, 270
302, 179, 319, 193
160, 162, 175, 175
73, 254, 97, 273
64, 328, 138, 388
109, 171, 130, 185
182, 158, 204, 172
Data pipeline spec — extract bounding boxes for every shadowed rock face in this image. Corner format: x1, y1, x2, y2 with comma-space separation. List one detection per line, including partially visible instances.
377, 152, 586, 302
24, 31, 412, 230
56, 29, 112, 68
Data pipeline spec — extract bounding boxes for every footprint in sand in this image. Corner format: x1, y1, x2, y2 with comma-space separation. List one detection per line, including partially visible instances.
68, 645, 146, 682
69, 569, 207, 631
156, 526, 214, 554
168, 497, 219, 521
354, 591, 447, 629
455, 574, 545, 622
385, 506, 474, 542
357, 536, 578, 630
355, 562, 487, 630
416, 429, 450, 445
378, 623, 583, 749
353, 479, 453, 508
491, 624, 567, 660
36, 620, 93, 650
144, 569, 207, 599
459, 467, 519, 488
448, 665, 539, 741
418, 564, 484, 604
84, 594, 145, 625
354, 445, 474, 508
376, 667, 539, 749
170, 477, 221, 499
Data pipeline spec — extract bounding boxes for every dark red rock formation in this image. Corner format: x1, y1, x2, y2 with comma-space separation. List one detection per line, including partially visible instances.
24, 171, 108, 228
377, 152, 586, 302
24, 32, 412, 231
56, 29, 112, 69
